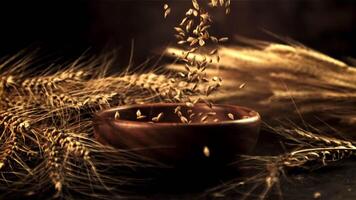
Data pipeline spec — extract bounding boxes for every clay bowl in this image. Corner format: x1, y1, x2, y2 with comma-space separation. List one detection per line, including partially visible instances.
93, 103, 261, 167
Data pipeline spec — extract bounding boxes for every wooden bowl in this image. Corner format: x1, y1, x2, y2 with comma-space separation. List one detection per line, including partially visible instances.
93, 103, 261, 166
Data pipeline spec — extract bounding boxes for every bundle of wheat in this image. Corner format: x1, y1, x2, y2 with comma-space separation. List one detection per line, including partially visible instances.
203, 123, 356, 199
0, 50, 222, 199
165, 37, 356, 129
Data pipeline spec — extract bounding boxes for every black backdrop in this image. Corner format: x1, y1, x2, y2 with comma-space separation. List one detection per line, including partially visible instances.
0, 1, 355, 199
0, 0, 354, 66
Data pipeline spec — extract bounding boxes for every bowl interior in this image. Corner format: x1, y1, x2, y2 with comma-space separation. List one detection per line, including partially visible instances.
101, 103, 257, 124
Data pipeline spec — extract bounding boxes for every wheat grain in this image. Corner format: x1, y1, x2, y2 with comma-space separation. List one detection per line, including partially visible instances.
207, 112, 216, 116
192, 0, 200, 10
227, 113, 234, 120
201, 115, 208, 122
180, 116, 189, 123
174, 106, 181, 114
114, 111, 120, 120
43, 128, 90, 160
189, 113, 196, 119
136, 109, 141, 117
186, 102, 194, 108
286, 129, 355, 148
152, 112, 164, 122
203, 146, 210, 157
164, 8, 171, 19
136, 109, 147, 120
0, 133, 17, 170
21, 70, 87, 95
218, 37, 229, 42
0, 75, 16, 92
43, 140, 63, 197
163, 4, 171, 18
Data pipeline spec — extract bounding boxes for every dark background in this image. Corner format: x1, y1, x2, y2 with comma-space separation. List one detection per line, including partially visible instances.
0, 0, 354, 67
0, 1, 355, 199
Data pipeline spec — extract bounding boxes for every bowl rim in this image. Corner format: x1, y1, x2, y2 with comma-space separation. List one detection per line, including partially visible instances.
94, 103, 261, 127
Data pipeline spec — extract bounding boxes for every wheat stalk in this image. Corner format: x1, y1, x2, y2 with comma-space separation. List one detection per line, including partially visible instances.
204, 126, 356, 199
165, 37, 356, 127
0, 48, 219, 198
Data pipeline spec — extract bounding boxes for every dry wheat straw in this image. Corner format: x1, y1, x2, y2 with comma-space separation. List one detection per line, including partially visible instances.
165, 37, 356, 126
21, 70, 88, 95
0, 48, 220, 198
205, 125, 356, 199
